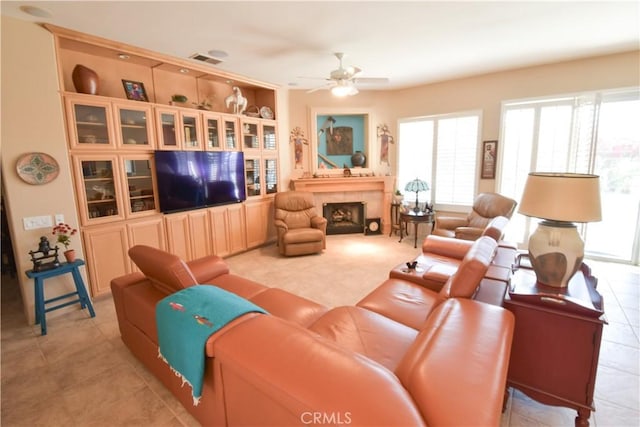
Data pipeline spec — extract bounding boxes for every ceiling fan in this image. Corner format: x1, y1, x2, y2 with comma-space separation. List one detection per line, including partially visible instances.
304, 52, 389, 96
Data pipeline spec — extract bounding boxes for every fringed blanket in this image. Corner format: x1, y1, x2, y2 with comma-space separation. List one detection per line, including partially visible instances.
156, 285, 267, 405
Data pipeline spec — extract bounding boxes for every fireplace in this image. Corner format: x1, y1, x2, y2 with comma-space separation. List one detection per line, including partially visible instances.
323, 202, 365, 235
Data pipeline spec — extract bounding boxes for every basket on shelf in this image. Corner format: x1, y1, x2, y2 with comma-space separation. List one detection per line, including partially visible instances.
244, 105, 260, 118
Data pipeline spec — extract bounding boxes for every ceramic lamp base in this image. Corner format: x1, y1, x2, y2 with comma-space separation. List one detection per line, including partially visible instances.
528, 220, 584, 288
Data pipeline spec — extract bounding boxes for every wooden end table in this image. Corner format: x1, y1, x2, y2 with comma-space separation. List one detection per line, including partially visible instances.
504, 263, 606, 427
398, 210, 435, 248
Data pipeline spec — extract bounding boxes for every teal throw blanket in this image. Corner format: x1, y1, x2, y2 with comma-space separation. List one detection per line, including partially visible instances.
156, 285, 267, 405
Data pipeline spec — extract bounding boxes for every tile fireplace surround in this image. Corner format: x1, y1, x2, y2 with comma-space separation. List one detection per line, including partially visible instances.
290, 176, 395, 234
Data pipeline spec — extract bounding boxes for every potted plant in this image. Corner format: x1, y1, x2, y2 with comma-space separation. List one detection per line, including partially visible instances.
52, 222, 78, 263
393, 189, 404, 204
170, 94, 188, 105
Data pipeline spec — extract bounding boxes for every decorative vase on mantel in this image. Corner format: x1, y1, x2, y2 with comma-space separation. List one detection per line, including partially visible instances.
72, 64, 99, 95
351, 150, 366, 168
64, 249, 76, 263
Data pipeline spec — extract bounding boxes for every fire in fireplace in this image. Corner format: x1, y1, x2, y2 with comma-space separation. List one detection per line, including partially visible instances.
323, 202, 365, 235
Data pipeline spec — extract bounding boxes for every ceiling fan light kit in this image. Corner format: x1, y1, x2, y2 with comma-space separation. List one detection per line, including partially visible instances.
306, 52, 388, 97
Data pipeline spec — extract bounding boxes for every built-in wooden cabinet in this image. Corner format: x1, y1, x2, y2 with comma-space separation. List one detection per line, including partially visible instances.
113, 101, 155, 150
82, 223, 130, 296
50, 24, 279, 297
245, 199, 275, 249
164, 210, 212, 262
72, 155, 125, 225
65, 96, 115, 149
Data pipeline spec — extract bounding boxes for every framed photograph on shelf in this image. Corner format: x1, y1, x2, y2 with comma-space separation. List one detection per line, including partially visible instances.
481, 140, 497, 179
121, 80, 148, 102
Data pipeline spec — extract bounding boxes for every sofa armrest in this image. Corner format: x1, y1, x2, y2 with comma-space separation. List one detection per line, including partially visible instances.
455, 226, 484, 241
435, 216, 469, 230
273, 219, 288, 230
186, 255, 230, 283
211, 315, 426, 426
421, 235, 473, 259
310, 215, 328, 230
396, 299, 514, 426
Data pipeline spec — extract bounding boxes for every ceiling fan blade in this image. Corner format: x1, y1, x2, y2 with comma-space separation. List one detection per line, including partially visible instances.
306, 82, 334, 94
354, 77, 390, 84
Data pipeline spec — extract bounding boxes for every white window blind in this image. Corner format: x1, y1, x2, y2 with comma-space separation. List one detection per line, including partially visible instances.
398, 111, 480, 210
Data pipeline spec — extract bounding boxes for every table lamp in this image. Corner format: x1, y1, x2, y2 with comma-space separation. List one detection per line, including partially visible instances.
404, 178, 429, 213
518, 172, 602, 288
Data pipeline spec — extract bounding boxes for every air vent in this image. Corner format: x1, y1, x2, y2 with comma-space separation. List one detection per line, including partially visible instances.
189, 53, 224, 65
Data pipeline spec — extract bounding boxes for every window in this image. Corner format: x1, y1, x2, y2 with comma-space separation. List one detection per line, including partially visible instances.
498, 88, 640, 264
398, 111, 481, 210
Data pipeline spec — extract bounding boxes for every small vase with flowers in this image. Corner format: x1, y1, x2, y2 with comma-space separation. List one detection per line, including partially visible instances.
53, 223, 78, 263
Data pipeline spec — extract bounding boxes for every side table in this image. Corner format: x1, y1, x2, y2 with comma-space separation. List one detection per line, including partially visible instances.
504, 263, 606, 427
399, 210, 435, 248
25, 259, 96, 335
389, 202, 402, 236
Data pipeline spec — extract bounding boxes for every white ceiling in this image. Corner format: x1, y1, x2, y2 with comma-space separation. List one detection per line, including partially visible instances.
2, 1, 639, 91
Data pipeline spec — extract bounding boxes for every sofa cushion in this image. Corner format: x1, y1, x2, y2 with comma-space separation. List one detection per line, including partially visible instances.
308, 306, 418, 372
122, 279, 167, 342
282, 228, 324, 244
205, 273, 268, 300
357, 279, 441, 330
249, 288, 328, 327
129, 245, 197, 295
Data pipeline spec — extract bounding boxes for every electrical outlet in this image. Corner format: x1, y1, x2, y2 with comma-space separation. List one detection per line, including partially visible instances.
23, 215, 53, 230
54, 214, 64, 225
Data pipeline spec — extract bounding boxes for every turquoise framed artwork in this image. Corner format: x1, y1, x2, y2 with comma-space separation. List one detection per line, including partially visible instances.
310, 108, 371, 173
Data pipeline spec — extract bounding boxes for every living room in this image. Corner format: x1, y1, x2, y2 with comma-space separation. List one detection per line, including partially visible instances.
1, 2, 639, 426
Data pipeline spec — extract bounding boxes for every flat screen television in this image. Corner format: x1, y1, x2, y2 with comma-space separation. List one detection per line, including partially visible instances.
154, 150, 246, 213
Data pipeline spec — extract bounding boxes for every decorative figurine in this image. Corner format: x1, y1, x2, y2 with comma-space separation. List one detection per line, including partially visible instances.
224, 86, 248, 115
29, 236, 60, 272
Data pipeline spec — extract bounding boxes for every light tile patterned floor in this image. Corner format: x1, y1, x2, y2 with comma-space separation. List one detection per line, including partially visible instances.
1, 233, 638, 426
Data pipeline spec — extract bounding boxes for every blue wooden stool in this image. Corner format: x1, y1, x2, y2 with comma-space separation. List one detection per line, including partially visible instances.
25, 259, 96, 335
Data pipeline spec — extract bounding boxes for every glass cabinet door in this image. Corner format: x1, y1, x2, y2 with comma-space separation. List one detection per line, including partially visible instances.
182, 112, 202, 150
264, 158, 278, 195
245, 158, 261, 197
204, 116, 221, 150
69, 101, 113, 148
156, 109, 180, 150
123, 157, 157, 216
79, 158, 121, 222
115, 104, 154, 149
242, 121, 259, 150
224, 118, 238, 150
262, 124, 277, 151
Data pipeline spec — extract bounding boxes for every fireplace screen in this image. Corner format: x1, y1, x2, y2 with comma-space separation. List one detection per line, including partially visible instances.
323, 202, 365, 235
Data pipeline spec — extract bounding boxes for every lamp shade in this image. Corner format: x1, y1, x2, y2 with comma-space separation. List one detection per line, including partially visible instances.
404, 178, 429, 193
519, 173, 602, 223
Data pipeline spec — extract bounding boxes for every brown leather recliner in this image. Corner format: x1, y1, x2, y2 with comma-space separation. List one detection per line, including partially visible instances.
433, 192, 517, 241
274, 191, 327, 256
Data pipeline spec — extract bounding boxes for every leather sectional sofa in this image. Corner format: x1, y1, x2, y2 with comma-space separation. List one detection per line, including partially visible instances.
111, 238, 514, 426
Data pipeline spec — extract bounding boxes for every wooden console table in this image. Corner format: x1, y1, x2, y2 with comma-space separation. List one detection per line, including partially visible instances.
504, 263, 606, 427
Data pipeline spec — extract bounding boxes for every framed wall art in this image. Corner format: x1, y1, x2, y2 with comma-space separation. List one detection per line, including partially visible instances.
481, 140, 498, 179
122, 80, 148, 102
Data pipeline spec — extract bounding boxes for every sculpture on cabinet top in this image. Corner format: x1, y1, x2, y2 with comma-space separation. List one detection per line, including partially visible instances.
225, 86, 248, 115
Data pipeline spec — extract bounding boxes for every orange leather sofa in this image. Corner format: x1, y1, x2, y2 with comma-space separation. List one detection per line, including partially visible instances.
389, 216, 516, 301
111, 243, 514, 426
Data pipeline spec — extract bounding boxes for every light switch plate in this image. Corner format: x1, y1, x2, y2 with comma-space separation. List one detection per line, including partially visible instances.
54, 214, 64, 225
23, 215, 53, 230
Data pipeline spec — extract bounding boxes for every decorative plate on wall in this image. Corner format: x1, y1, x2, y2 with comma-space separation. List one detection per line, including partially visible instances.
16, 152, 60, 185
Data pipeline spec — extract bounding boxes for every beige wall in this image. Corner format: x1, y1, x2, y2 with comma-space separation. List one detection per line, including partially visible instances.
288, 50, 640, 193
2, 15, 638, 322
2, 16, 86, 322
